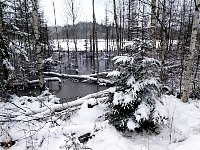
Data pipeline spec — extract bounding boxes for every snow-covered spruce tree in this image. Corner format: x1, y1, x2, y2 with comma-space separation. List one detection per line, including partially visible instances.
0, 0, 29, 97
106, 39, 168, 132
0, 1, 15, 97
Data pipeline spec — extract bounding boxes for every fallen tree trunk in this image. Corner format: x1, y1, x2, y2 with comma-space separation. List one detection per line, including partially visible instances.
44, 72, 114, 86
1, 89, 113, 122
0, 93, 109, 122
25, 88, 113, 116
87, 72, 108, 77
14, 77, 61, 86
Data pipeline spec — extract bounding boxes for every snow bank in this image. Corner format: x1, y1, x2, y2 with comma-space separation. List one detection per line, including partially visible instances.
1, 92, 200, 150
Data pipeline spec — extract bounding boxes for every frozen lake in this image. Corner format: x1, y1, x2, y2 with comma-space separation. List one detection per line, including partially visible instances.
45, 50, 114, 102
16, 39, 115, 102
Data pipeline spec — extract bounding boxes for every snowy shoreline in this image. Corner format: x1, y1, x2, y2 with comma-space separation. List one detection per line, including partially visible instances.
1, 88, 200, 150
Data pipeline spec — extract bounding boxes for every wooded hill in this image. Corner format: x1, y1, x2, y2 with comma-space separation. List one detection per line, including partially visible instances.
48, 22, 112, 39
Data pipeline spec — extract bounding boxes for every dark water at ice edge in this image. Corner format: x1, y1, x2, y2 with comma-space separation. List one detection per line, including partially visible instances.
45, 51, 113, 102
47, 79, 107, 103
15, 80, 107, 103
16, 51, 113, 102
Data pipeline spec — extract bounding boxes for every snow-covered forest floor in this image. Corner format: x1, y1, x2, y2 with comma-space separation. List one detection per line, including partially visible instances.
1, 88, 200, 150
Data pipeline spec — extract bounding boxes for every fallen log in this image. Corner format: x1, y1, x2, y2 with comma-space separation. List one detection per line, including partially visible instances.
0, 87, 115, 122
44, 72, 114, 86
24, 87, 115, 117
14, 77, 62, 86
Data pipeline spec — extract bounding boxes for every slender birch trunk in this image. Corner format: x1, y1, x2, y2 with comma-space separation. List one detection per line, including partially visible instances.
177, 0, 186, 96
31, 0, 45, 93
160, 0, 167, 83
92, 14, 96, 71
24, 0, 32, 60
71, 0, 78, 62
127, 0, 131, 41
89, 34, 92, 56
92, 0, 99, 84
0, 2, 4, 96
65, 26, 70, 55
122, 0, 125, 51
119, 4, 122, 51
151, 0, 157, 57
182, 1, 200, 102
113, 0, 120, 55
53, 1, 62, 73
105, 6, 109, 54
193, 55, 199, 89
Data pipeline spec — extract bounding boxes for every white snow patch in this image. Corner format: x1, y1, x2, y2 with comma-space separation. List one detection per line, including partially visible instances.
124, 94, 133, 104
3, 59, 15, 71
127, 119, 138, 130
107, 71, 120, 77
135, 103, 150, 122
127, 76, 135, 86
113, 92, 124, 105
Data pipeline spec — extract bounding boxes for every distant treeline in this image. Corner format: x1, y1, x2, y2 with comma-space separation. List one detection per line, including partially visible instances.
48, 22, 119, 40
48, 21, 189, 41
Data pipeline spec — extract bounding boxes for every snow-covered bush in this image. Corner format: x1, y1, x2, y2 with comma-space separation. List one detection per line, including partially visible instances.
106, 40, 168, 132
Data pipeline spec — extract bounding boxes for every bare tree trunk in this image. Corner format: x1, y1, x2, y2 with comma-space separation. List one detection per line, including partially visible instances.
127, 0, 131, 41
92, 0, 99, 84
182, 1, 200, 102
0, 2, 4, 96
177, 0, 186, 97
113, 0, 120, 55
31, 0, 45, 93
160, 0, 167, 83
119, 2, 122, 51
24, 0, 32, 60
89, 34, 92, 57
65, 26, 70, 55
151, 0, 157, 57
106, 26, 109, 55
193, 55, 199, 90
63, 0, 78, 64
92, 8, 96, 72
53, 1, 61, 73
105, 5, 109, 54
122, 0, 125, 52
71, 0, 78, 62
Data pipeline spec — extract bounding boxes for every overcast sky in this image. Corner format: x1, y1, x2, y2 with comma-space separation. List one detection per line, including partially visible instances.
40, 0, 113, 26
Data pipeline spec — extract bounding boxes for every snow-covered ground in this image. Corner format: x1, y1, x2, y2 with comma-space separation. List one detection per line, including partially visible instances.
1, 89, 200, 150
